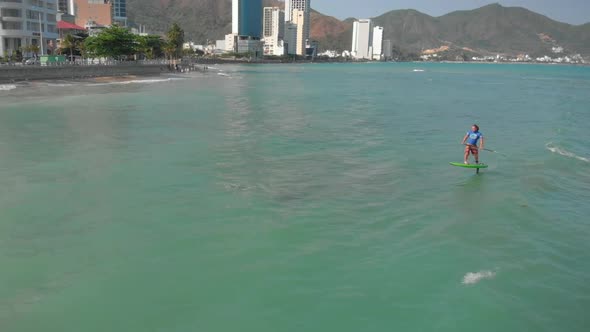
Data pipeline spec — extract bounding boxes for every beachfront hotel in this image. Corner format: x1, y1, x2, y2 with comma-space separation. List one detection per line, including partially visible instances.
372, 26, 383, 60
351, 19, 372, 60
285, 0, 310, 56
226, 0, 263, 55
262, 6, 285, 56
0, 0, 59, 57
351, 19, 384, 60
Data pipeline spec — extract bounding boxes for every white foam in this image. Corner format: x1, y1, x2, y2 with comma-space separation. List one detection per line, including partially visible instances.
462, 270, 496, 285
0, 84, 17, 91
47, 83, 74, 87
413, 69, 425, 72
546, 143, 589, 163
217, 72, 230, 77
88, 78, 182, 86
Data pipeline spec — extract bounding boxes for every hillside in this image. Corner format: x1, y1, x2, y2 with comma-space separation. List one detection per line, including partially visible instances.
127, 0, 284, 42
127, 0, 231, 41
127, 1, 590, 56
372, 4, 590, 56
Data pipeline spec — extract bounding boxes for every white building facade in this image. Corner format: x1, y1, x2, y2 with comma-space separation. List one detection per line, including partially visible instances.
262, 7, 285, 56
285, 0, 310, 56
351, 19, 373, 60
372, 26, 383, 60
1, 0, 59, 57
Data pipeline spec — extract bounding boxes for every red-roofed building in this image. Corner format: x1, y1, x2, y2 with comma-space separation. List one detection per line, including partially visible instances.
57, 21, 86, 38
57, 20, 86, 40
57, 21, 86, 57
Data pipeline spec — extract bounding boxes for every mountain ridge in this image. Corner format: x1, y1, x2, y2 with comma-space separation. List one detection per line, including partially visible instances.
127, 1, 590, 57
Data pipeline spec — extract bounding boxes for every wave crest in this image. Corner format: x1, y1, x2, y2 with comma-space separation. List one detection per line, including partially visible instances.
546, 143, 589, 163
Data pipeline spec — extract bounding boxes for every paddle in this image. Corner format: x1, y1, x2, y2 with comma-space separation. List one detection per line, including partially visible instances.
482, 148, 507, 156
463, 144, 507, 157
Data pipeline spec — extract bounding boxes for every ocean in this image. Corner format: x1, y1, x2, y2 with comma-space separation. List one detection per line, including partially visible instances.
1, 63, 589, 331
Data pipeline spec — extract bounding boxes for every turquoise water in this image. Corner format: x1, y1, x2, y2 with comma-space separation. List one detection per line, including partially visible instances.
1, 63, 589, 331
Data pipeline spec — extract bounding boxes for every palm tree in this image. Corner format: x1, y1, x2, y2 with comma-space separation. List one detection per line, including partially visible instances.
61, 34, 77, 62
29, 44, 40, 59
78, 41, 87, 62
162, 42, 176, 63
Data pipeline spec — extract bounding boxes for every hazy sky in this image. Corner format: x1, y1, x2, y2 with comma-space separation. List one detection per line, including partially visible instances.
310, 0, 590, 25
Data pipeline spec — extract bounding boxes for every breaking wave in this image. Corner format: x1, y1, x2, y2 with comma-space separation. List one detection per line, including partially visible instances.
0, 84, 17, 91
462, 270, 496, 285
546, 143, 589, 163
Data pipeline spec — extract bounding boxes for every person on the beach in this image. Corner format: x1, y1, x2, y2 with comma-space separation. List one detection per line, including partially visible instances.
462, 124, 484, 164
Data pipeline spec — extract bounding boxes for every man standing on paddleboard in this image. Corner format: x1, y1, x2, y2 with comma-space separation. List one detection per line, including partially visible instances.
462, 124, 484, 164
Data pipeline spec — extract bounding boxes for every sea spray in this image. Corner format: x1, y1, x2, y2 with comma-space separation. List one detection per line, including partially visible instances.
462, 271, 496, 285
546, 143, 589, 163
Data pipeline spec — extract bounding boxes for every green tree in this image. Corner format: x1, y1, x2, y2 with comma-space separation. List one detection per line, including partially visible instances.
137, 35, 164, 60
84, 26, 136, 60
78, 41, 87, 61
61, 34, 78, 61
29, 44, 40, 58
166, 23, 184, 59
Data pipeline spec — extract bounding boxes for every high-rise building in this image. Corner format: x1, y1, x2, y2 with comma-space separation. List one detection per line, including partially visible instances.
0, 0, 59, 57
232, 0, 262, 38
284, 22, 297, 55
285, 0, 310, 54
228, 0, 263, 55
263, 7, 283, 39
73, 0, 112, 27
383, 39, 392, 60
351, 19, 373, 60
372, 26, 383, 60
112, 0, 127, 26
291, 8, 306, 55
263, 7, 285, 56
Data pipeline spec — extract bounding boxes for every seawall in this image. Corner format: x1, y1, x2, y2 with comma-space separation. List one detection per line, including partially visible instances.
0, 64, 172, 83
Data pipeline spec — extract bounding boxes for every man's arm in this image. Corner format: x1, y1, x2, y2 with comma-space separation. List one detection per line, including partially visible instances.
480, 137, 485, 150
462, 134, 468, 145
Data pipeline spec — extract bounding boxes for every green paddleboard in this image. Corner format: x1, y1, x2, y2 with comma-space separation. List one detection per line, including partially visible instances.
450, 162, 488, 169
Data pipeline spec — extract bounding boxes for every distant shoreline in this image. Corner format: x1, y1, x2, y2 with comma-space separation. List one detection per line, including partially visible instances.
0, 63, 180, 84
1, 60, 587, 85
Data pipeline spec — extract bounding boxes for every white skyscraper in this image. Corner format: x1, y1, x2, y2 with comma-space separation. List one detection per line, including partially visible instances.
372, 26, 383, 60
285, 0, 310, 54
263, 7, 285, 56
351, 19, 373, 60
232, 0, 239, 34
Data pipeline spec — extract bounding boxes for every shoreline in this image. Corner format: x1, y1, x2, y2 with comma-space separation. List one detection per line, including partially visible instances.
0, 63, 174, 84
1, 60, 587, 85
